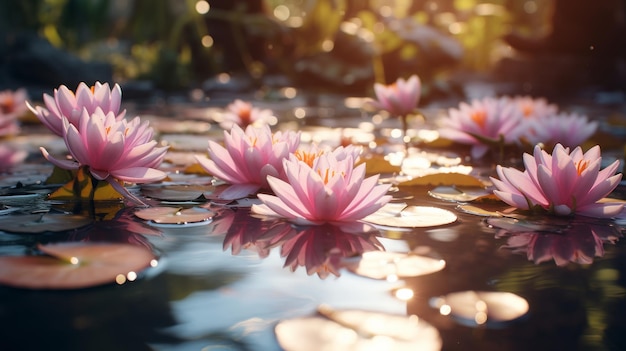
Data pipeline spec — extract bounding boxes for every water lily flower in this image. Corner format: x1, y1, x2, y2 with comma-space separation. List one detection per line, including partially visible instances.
195, 124, 301, 200
0, 88, 27, 136
438, 96, 527, 159
491, 144, 623, 217
0, 144, 27, 172
524, 112, 598, 149
40, 108, 168, 205
509, 95, 558, 119
218, 99, 273, 129
369, 75, 421, 118
369, 75, 421, 146
27, 82, 125, 137
253, 151, 391, 225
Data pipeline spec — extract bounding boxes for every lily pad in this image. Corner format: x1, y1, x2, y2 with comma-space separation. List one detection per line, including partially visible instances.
275, 306, 442, 351
0, 212, 93, 234
457, 204, 503, 217
134, 206, 214, 226
429, 291, 529, 328
0, 242, 157, 289
48, 167, 124, 202
400, 173, 484, 187
428, 186, 491, 202
487, 217, 568, 234
141, 184, 214, 201
346, 251, 446, 280
364, 205, 457, 228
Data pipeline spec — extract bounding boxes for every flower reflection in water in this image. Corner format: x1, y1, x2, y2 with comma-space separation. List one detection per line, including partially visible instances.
280, 223, 384, 279
492, 216, 622, 266
216, 208, 384, 278
69, 207, 162, 251
219, 208, 295, 258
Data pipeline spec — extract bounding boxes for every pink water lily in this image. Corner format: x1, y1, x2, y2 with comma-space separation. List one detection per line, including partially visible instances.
219, 99, 273, 129
524, 112, 598, 149
40, 108, 168, 205
27, 82, 125, 136
491, 144, 623, 217
510, 95, 558, 119
0, 88, 27, 136
195, 124, 301, 200
438, 96, 527, 159
0, 144, 27, 172
369, 75, 421, 118
253, 150, 391, 225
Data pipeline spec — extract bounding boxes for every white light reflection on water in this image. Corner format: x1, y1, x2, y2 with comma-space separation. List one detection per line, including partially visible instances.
156, 249, 407, 350
430, 291, 529, 328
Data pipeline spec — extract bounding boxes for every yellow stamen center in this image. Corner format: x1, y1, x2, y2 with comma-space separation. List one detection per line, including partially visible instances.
576, 159, 589, 176
239, 106, 252, 125
471, 110, 487, 128
522, 104, 533, 117
0, 97, 14, 114
318, 168, 337, 184
295, 149, 324, 168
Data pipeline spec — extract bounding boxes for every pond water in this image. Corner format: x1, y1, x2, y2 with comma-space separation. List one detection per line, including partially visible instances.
0, 95, 625, 351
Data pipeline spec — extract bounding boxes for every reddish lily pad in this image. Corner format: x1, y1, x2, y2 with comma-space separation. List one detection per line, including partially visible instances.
0, 242, 156, 289
0, 213, 93, 234
134, 206, 214, 226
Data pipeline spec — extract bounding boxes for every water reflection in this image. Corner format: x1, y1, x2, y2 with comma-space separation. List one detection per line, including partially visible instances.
280, 223, 384, 279
214, 209, 385, 278
492, 216, 622, 266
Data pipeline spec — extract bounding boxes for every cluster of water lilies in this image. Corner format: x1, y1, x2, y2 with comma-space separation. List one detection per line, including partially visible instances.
0, 88, 28, 171
370, 75, 599, 160
26, 82, 168, 206
0, 78, 622, 225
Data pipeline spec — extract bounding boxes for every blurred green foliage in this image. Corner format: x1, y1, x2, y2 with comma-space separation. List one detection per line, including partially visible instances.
0, 0, 553, 91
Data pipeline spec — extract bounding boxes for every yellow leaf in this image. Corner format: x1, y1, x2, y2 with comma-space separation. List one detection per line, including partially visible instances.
400, 173, 485, 187
183, 163, 211, 175
358, 154, 401, 175
48, 168, 123, 202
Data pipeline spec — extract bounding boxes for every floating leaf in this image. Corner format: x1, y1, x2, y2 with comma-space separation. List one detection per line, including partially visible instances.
0, 213, 92, 234
48, 167, 123, 201
43, 165, 76, 185
428, 186, 491, 202
0, 242, 156, 289
0, 193, 42, 206
400, 173, 484, 187
141, 184, 214, 201
346, 251, 446, 280
134, 206, 214, 226
183, 162, 211, 175
457, 204, 503, 217
364, 205, 457, 228
358, 154, 402, 175
275, 306, 442, 351
487, 217, 567, 233
429, 291, 529, 328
